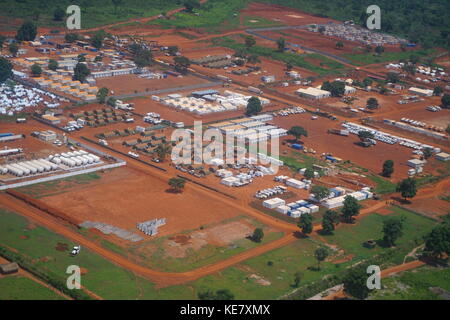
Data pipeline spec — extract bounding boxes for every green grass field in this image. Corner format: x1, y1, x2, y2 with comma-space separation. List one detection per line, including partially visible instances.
321, 206, 437, 265
367, 175, 397, 194
0, 276, 67, 300
0, 0, 179, 30
370, 265, 450, 300
211, 37, 346, 75
17, 172, 101, 199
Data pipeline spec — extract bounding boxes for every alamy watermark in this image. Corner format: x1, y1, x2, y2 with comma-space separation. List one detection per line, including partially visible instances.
66, 265, 81, 290
366, 265, 381, 290
366, 5, 381, 30
66, 5, 81, 30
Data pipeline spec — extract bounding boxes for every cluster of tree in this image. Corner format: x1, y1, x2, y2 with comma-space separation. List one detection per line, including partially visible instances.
321, 80, 345, 97
442, 94, 450, 109
168, 177, 186, 193
277, 37, 286, 52
31, 63, 42, 77
155, 143, 172, 162
245, 97, 262, 116
321, 209, 340, 234
198, 288, 234, 300
184, 0, 201, 13
65, 33, 81, 43
16, 21, 37, 41
381, 159, 394, 178
129, 43, 153, 69
0, 57, 13, 83
173, 56, 190, 74
233, 48, 261, 65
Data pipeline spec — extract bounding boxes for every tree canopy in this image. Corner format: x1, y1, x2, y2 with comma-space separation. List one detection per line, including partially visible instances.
382, 217, 405, 247
168, 177, 186, 193
381, 160, 394, 178
396, 178, 417, 201
73, 63, 91, 83
287, 126, 307, 141
298, 213, 313, 236
424, 223, 450, 260
245, 97, 262, 116
321, 80, 345, 97
16, 21, 37, 41
0, 57, 13, 83
341, 195, 361, 223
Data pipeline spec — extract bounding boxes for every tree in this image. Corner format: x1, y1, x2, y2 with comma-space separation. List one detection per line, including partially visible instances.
48, 59, 58, 71
245, 35, 256, 48
167, 46, 179, 56
343, 266, 370, 299
362, 78, 373, 87
0, 35, 5, 50
381, 160, 394, 178
215, 289, 234, 300
287, 126, 307, 142
382, 217, 405, 247
335, 41, 344, 49
341, 195, 361, 223
366, 97, 379, 110
112, 0, 123, 13
184, 0, 200, 13
314, 247, 329, 270
134, 48, 153, 69
293, 271, 303, 287
53, 7, 65, 21
155, 143, 172, 162
303, 168, 315, 180
0, 57, 13, 83
31, 63, 42, 77
318, 26, 325, 33
97, 87, 109, 104
374, 45, 385, 55
441, 94, 450, 108
298, 213, 313, 236
65, 33, 80, 43
16, 21, 37, 41
433, 86, 443, 96
198, 288, 234, 300
358, 130, 374, 141
322, 210, 339, 234
252, 228, 264, 243
446, 124, 450, 134
423, 147, 433, 159
396, 178, 417, 201
73, 63, 91, 83
245, 97, 262, 116
94, 55, 103, 62
247, 54, 260, 64
386, 72, 399, 83
174, 56, 190, 74
424, 224, 450, 260
277, 37, 286, 52
91, 33, 104, 49
168, 177, 186, 193
9, 42, 18, 57
286, 62, 293, 71
321, 80, 345, 97
311, 185, 330, 201
78, 54, 86, 62
402, 63, 416, 75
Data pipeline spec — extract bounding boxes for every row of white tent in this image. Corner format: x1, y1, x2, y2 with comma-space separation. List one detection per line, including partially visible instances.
48, 150, 101, 168
0, 83, 66, 115
0, 159, 58, 177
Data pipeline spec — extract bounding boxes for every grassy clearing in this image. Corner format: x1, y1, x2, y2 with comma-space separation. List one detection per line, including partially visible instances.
129, 215, 284, 273
280, 151, 329, 172
154, 0, 247, 33
17, 172, 101, 198
320, 206, 437, 265
370, 265, 450, 300
0, 276, 66, 300
367, 175, 397, 194
342, 49, 436, 66
0, 208, 194, 299
211, 37, 345, 75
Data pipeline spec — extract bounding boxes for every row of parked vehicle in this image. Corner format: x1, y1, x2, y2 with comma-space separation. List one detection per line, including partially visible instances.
255, 185, 288, 199
272, 106, 305, 117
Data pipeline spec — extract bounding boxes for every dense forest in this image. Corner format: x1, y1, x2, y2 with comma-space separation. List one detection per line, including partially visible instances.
1, 0, 449, 48
263, 0, 450, 48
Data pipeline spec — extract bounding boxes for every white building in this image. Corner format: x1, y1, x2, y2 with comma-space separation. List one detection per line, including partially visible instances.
296, 87, 331, 99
